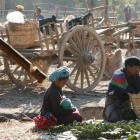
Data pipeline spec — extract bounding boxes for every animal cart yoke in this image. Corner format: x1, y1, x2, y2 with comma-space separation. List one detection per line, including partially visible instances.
0, 39, 47, 83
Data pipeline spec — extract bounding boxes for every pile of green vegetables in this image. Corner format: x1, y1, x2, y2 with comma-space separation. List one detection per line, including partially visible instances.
48, 120, 140, 140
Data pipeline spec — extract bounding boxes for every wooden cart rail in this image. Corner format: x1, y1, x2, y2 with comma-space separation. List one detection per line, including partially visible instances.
97, 21, 140, 49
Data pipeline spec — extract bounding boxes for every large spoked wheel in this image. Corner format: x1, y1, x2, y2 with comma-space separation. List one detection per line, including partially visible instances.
59, 25, 106, 93
3, 56, 51, 88
4, 58, 46, 87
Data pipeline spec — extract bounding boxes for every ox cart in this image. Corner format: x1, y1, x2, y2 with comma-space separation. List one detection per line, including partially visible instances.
0, 14, 106, 93
0, 14, 140, 93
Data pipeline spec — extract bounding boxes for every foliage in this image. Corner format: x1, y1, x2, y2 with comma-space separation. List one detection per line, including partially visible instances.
48, 120, 140, 139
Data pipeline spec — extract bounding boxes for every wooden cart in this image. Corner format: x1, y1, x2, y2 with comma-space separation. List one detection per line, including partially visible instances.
0, 14, 139, 93
0, 14, 107, 93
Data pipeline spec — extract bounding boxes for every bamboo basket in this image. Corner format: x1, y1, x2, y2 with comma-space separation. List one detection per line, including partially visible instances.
129, 94, 140, 119
6, 20, 39, 49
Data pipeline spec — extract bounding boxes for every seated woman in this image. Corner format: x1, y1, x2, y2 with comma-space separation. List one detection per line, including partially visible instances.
40, 66, 82, 125
103, 57, 140, 123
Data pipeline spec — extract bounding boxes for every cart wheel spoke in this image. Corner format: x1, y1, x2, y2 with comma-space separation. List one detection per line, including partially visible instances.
12, 65, 21, 74
73, 67, 80, 85
66, 45, 78, 56
82, 29, 87, 51
84, 67, 91, 87
63, 56, 77, 61
86, 33, 93, 51
17, 67, 24, 80
76, 32, 83, 50
70, 63, 79, 76
88, 41, 98, 52
69, 37, 80, 53
23, 71, 28, 82
90, 64, 100, 71
80, 67, 84, 89
67, 61, 77, 68
87, 66, 96, 80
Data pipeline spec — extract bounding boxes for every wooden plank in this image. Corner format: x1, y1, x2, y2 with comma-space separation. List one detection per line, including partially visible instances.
54, 24, 60, 47
0, 39, 47, 83
59, 23, 63, 34
86, 6, 105, 12
112, 27, 131, 37
42, 27, 49, 51
96, 28, 114, 35
48, 25, 55, 50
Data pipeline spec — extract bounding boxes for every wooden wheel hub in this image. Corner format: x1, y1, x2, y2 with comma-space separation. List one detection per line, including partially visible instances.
81, 53, 95, 65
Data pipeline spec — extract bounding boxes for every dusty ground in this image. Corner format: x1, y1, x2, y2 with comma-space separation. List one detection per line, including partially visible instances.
0, 74, 108, 120
0, 49, 128, 122
0, 60, 109, 139
0, 48, 129, 139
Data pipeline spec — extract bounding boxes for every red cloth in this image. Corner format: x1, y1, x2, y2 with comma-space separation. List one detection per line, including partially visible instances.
33, 114, 57, 130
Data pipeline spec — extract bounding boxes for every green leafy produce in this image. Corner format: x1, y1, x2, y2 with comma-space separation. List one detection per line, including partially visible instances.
48, 120, 140, 139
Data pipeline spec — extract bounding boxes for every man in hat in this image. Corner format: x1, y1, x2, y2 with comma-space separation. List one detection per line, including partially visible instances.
40, 66, 82, 125
103, 57, 140, 122
34, 7, 44, 20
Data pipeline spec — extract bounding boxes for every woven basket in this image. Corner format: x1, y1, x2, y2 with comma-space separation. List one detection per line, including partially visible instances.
7, 20, 39, 49
129, 94, 140, 119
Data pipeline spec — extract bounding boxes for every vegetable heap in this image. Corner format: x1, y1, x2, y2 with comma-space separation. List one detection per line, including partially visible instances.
48, 120, 140, 140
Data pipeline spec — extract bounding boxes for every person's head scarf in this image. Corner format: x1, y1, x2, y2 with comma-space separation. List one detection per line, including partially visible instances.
49, 66, 70, 82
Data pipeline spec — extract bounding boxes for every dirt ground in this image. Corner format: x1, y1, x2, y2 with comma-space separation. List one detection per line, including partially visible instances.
0, 74, 108, 120
0, 77, 108, 140
0, 60, 109, 139
0, 49, 128, 123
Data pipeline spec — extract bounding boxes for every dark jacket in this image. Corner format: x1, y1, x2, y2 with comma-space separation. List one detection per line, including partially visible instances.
40, 83, 73, 118
106, 68, 140, 101
103, 68, 140, 122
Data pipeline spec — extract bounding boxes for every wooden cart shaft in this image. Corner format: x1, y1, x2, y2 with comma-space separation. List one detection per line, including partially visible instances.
0, 39, 47, 83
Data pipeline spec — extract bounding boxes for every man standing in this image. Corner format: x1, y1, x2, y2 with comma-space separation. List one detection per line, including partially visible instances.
34, 7, 45, 20
124, 4, 131, 22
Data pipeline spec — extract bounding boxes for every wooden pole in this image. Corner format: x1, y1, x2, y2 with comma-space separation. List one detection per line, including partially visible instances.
0, 39, 47, 83
84, 0, 88, 11
91, 0, 94, 11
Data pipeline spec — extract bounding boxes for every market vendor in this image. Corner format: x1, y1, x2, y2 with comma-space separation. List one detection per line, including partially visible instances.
103, 57, 140, 122
40, 66, 82, 125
